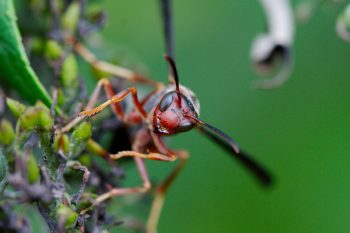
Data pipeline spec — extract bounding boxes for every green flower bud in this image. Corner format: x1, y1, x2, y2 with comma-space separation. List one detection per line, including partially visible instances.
30, 37, 44, 53
56, 0, 64, 12
56, 205, 78, 228
72, 122, 92, 142
85, 4, 106, 32
29, 0, 46, 12
0, 120, 15, 146
76, 192, 97, 213
78, 154, 92, 167
6, 98, 26, 118
19, 108, 37, 131
27, 152, 39, 184
56, 89, 65, 107
39, 110, 53, 130
79, 154, 92, 167
86, 4, 103, 17
61, 2, 80, 35
19, 103, 53, 131
61, 54, 78, 87
44, 40, 63, 60
19, 107, 38, 131
70, 122, 92, 158
54, 134, 70, 154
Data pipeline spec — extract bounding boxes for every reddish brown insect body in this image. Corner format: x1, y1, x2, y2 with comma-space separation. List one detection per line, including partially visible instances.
62, 0, 273, 232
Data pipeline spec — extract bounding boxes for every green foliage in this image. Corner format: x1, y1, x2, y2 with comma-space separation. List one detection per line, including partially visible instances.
0, 0, 52, 107
61, 54, 79, 88
18, 102, 53, 131
0, 1, 132, 232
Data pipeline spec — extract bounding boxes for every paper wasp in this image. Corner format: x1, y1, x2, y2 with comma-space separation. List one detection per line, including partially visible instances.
63, 0, 273, 232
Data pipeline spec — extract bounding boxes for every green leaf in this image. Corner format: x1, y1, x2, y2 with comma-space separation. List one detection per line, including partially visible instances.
0, 0, 52, 107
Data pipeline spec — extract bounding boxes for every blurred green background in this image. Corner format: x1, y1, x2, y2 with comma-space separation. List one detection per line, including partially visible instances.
97, 0, 350, 232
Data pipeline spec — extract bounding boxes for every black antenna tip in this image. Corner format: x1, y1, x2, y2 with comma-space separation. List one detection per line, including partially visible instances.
196, 125, 274, 187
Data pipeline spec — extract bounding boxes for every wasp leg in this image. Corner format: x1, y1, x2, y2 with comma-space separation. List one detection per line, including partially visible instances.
84, 78, 126, 118
145, 133, 189, 233
110, 151, 175, 161
62, 78, 124, 132
87, 139, 176, 162
62, 79, 149, 132
71, 39, 159, 86
81, 129, 176, 215
87, 128, 177, 163
147, 150, 188, 233
82, 152, 176, 214
79, 156, 152, 215
79, 86, 147, 119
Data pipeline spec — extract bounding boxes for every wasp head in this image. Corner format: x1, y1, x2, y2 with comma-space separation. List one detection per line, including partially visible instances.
153, 88, 199, 135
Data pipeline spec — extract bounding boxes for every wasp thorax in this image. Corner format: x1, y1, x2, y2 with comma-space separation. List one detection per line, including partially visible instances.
153, 90, 199, 135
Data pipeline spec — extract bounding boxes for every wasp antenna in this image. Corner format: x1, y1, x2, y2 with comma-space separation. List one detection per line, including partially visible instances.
160, 0, 174, 59
164, 55, 181, 98
160, 0, 180, 91
186, 115, 240, 154
186, 115, 273, 186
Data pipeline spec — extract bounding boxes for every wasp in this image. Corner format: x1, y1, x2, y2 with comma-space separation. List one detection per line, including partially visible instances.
63, 0, 272, 232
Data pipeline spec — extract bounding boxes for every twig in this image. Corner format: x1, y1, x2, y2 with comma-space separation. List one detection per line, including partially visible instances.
7, 174, 53, 203
70, 163, 91, 205
48, 0, 63, 41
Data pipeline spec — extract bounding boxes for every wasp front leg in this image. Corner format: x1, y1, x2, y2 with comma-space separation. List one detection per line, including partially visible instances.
62, 78, 124, 132
62, 78, 159, 132
79, 85, 148, 120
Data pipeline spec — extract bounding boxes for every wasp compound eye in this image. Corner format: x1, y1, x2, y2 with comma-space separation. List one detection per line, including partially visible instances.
159, 92, 175, 112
